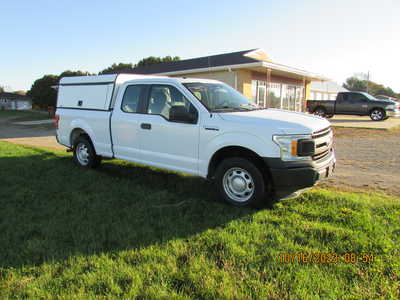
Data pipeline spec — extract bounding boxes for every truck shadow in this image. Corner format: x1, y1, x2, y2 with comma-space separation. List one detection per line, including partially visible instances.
0, 150, 256, 269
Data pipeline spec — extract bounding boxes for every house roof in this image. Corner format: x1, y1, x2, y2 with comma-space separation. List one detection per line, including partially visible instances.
0, 92, 31, 101
130, 49, 261, 75
122, 49, 327, 81
310, 81, 348, 93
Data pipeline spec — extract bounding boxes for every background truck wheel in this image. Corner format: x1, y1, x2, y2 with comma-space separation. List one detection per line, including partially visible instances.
73, 136, 102, 168
369, 108, 385, 121
326, 114, 334, 119
214, 157, 268, 207
313, 107, 326, 118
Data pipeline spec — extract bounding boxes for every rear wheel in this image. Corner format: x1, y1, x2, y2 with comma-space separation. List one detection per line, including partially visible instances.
214, 157, 268, 207
73, 136, 102, 168
370, 108, 385, 121
313, 107, 326, 118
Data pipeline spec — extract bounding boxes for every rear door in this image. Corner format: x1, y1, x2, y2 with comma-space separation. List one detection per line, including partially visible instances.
111, 84, 148, 160
137, 84, 200, 175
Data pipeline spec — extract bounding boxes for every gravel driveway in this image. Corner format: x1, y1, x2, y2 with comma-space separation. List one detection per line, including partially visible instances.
321, 127, 400, 196
1, 117, 399, 196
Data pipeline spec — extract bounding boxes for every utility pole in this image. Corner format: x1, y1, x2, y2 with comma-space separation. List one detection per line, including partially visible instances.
366, 71, 370, 93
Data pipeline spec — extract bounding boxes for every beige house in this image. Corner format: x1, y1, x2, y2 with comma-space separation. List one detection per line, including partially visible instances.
130, 49, 327, 112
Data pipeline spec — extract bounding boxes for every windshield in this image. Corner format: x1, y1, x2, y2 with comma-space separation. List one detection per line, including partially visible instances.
184, 82, 259, 112
359, 92, 377, 100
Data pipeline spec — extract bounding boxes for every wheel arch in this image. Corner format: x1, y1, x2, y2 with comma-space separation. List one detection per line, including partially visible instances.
207, 145, 271, 181
313, 105, 327, 113
369, 107, 385, 114
70, 127, 93, 147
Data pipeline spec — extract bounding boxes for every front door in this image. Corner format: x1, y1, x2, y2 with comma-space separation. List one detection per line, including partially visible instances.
138, 84, 200, 175
336, 92, 369, 115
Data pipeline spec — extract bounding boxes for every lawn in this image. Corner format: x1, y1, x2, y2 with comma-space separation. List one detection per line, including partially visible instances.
0, 110, 50, 122
0, 141, 399, 299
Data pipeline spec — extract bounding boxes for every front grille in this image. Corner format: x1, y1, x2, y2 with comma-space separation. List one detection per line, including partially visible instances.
312, 126, 333, 161
312, 126, 331, 139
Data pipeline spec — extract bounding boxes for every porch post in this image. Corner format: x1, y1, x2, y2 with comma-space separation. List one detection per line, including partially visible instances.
302, 77, 306, 112
266, 68, 271, 108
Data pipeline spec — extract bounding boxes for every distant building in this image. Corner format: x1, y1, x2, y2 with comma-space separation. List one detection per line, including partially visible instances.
128, 49, 328, 112
0, 92, 32, 110
309, 81, 348, 101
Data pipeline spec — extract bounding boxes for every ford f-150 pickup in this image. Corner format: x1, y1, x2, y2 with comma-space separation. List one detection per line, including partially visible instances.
55, 74, 336, 207
307, 91, 400, 121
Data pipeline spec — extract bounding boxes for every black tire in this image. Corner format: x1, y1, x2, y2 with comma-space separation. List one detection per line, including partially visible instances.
369, 108, 385, 121
73, 136, 102, 168
313, 107, 326, 118
214, 157, 268, 207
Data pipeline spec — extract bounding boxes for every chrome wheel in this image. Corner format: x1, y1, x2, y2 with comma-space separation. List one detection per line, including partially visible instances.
76, 143, 90, 165
222, 167, 254, 203
370, 109, 383, 121
314, 108, 326, 117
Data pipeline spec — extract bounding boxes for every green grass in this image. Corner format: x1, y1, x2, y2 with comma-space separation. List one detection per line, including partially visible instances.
0, 141, 399, 299
0, 110, 50, 121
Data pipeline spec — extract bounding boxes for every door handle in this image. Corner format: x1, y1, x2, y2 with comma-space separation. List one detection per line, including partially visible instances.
141, 123, 151, 130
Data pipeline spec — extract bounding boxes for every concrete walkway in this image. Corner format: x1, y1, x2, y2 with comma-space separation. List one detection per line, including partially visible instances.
13, 119, 53, 125
329, 115, 400, 130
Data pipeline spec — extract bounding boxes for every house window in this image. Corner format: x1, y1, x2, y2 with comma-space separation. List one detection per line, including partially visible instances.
267, 83, 282, 108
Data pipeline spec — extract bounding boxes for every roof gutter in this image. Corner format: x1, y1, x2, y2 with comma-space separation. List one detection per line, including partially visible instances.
155, 62, 328, 81
156, 62, 264, 76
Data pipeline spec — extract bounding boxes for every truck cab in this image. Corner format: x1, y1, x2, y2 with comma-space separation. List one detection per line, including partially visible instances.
56, 75, 336, 207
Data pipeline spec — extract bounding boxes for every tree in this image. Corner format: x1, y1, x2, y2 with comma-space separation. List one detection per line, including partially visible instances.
27, 75, 59, 108
13, 90, 26, 96
343, 77, 367, 92
59, 70, 92, 78
99, 63, 134, 74
343, 76, 398, 99
136, 56, 180, 67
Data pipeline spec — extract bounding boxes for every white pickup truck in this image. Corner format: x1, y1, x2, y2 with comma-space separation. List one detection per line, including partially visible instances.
55, 74, 335, 207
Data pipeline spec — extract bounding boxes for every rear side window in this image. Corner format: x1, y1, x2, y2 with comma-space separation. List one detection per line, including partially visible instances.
121, 85, 144, 113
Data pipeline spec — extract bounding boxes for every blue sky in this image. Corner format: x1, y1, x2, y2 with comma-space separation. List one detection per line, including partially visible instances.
1, 0, 399, 92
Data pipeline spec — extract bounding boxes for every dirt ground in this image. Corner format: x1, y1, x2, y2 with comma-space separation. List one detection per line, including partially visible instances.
1, 116, 399, 196
320, 127, 400, 196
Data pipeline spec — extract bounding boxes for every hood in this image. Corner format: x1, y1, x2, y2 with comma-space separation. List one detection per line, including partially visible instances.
218, 109, 330, 134
375, 98, 397, 105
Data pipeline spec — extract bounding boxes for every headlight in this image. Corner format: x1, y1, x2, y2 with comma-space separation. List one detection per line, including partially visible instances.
272, 134, 315, 161
387, 104, 395, 110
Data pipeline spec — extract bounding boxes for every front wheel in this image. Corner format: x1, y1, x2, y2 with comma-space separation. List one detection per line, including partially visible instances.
370, 108, 385, 121
313, 107, 326, 118
214, 157, 268, 207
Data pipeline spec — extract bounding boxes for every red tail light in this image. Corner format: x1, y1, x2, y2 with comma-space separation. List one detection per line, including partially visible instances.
53, 114, 60, 129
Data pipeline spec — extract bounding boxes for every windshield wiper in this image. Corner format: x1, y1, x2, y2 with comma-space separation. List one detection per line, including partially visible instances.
212, 106, 250, 112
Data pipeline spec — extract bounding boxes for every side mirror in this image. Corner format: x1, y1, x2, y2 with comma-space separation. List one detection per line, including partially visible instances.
169, 105, 197, 124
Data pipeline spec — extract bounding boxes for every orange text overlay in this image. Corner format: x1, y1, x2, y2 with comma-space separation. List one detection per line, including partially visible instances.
277, 253, 374, 264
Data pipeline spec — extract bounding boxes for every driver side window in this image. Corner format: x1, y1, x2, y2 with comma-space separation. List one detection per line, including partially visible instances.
349, 93, 367, 102
147, 85, 197, 123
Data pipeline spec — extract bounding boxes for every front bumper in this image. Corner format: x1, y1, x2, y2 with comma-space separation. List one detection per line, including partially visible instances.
264, 150, 336, 196
386, 109, 400, 117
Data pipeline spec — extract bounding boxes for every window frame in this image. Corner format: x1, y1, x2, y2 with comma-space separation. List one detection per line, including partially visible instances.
144, 84, 199, 124
120, 84, 149, 114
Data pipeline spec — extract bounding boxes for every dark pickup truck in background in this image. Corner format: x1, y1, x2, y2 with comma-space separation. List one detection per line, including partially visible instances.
307, 91, 400, 121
